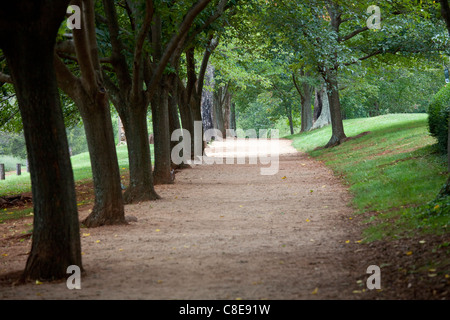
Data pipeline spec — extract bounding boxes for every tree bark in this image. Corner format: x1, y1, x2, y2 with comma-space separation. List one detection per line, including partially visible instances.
324, 68, 347, 147
0, 0, 82, 281
213, 86, 226, 137
152, 75, 173, 184
293, 72, 314, 132
77, 92, 125, 227
314, 88, 322, 121
120, 102, 160, 203
54, 0, 125, 228
230, 102, 236, 132
311, 86, 331, 130
102, 0, 160, 202
201, 64, 215, 132
323, 1, 347, 147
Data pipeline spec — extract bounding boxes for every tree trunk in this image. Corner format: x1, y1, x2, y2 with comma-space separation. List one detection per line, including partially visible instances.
120, 104, 160, 203
324, 69, 347, 147
314, 88, 322, 121
152, 76, 173, 184
0, 0, 82, 281
78, 94, 126, 227
168, 73, 183, 168
52, 0, 126, 228
311, 86, 331, 130
288, 110, 294, 135
300, 84, 314, 132
177, 76, 196, 159
223, 90, 231, 133
201, 64, 214, 132
293, 71, 313, 132
213, 86, 226, 137
230, 102, 236, 132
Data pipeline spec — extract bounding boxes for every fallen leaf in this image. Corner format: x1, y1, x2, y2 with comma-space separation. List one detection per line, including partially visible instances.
406, 251, 413, 256
305, 218, 310, 222
96, 240, 101, 243
82, 233, 90, 237
35, 280, 43, 285
281, 176, 286, 179
155, 229, 161, 232
311, 287, 318, 295
345, 240, 350, 244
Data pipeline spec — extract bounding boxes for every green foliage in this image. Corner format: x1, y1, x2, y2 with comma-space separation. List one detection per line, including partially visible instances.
0, 132, 26, 159
340, 57, 444, 119
428, 84, 450, 153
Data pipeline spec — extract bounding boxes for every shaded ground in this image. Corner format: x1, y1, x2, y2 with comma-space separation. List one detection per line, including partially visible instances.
0, 139, 448, 300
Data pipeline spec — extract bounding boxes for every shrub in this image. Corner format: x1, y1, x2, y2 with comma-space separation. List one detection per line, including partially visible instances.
428, 84, 450, 153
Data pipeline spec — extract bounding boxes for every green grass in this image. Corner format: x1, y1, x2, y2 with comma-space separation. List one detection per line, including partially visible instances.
287, 113, 450, 241
0, 144, 154, 197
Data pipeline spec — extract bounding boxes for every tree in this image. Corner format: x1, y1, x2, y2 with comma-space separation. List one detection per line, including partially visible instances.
0, 0, 82, 281
54, 0, 126, 227
100, 0, 214, 198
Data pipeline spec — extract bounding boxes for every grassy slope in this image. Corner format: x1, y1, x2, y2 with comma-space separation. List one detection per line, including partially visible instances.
287, 113, 449, 241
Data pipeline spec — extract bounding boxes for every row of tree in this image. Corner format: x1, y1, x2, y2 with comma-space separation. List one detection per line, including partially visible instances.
0, 0, 241, 282
1, 0, 450, 282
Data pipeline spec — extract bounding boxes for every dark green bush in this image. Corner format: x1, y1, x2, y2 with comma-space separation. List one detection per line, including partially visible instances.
428, 84, 450, 153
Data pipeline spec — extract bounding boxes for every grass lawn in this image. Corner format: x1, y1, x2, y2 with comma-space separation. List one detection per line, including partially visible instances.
0, 144, 155, 222
287, 113, 450, 241
0, 144, 156, 197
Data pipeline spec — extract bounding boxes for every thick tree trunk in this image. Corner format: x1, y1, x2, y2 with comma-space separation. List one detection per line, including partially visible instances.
78, 94, 126, 227
152, 76, 173, 184
120, 104, 160, 203
324, 70, 347, 147
300, 84, 314, 132
311, 86, 331, 130
293, 71, 313, 132
213, 86, 226, 137
0, 1, 82, 281
177, 77, 196, 159
201, 64, 215, 132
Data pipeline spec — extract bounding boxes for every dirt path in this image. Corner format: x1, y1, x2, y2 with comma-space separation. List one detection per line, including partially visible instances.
0, 138, 366, 300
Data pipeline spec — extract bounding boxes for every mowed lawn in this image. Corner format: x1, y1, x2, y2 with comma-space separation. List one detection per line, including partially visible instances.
287, 113, 449, 240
